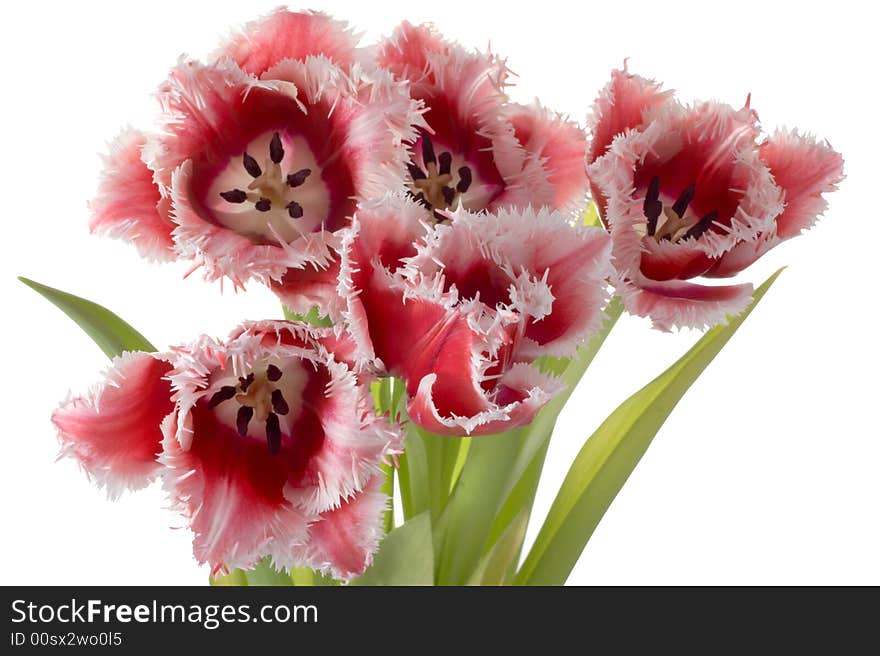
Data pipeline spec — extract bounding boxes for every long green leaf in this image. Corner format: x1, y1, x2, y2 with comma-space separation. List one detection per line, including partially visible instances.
516, 269, 784, 585
433, 299, 623, 585
485, 298, 623, 554
352, 512, 434, 585
434, 430, 523, 585
466, 508, 529, 586
397, 426, 430, 521
19, 277, 154, 358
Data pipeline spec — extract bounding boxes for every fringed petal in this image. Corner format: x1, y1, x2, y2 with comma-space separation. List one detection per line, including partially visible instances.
170, 161, 337, 287
214, 9, 360, 77
586, 65, 672, 167
506, 102, 589, 211
759, 128, 845, 239
160, 405, 312, 573
294, 477, 387, 581
705, 233, 780, 278
403, 206, 613, 359
89, 129, 175, 262
337, 194, 433, 363
160, 322, 401, 574
53, 352, 174, 498
589, 101, 783, 279
378, 22, 539, 213
407, 362, 563, 436
147, 58, 270, 185
152, 56, 420, 288
271, 259, 343, 320
616, 274, 754, 332
585, 65, 845, 330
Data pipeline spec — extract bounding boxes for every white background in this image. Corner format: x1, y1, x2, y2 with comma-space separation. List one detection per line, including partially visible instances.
1, 0, 876, 585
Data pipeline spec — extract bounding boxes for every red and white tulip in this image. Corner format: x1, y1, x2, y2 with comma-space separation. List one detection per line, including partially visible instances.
53, 322, 402, 579
587, 66, 843, 330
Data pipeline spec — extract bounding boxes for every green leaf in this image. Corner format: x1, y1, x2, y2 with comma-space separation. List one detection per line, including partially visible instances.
516, 269, 784, 586
580, 201, 602, 228
434, 430, 524, 585
19, 277, 155, 358
243, 558, 295, 586
486, 298, 624, 551
466, 508, 529, 586
415, 426, 470, 522
396, 427, 430, 521
380, 462, 395, 535
372, 378, 397, 534
289, 567, 337, 587
431, 299, 622, 586
351, 512, 434, 585
282, 304, 333, 327
209, 569, 249, 586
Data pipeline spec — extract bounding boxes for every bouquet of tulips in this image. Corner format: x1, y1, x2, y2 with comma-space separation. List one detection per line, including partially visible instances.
24, 9, 843, 586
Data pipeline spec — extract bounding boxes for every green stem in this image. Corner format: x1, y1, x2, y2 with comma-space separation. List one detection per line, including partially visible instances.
380, 463, 395, 535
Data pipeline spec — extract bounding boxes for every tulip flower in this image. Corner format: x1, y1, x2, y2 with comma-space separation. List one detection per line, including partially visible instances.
587, 66, 843, 330
90, 10, 424, 319
337, 194, 612, 435
53, 322, 402, 579
377, 22, 587, 218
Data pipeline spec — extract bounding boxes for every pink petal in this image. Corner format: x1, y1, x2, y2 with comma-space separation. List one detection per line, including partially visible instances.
404, 206, 613, 359
295, 477, 387, 581
270, 259, 343, 320
154, 58, 421, 288
89, 129, 175, 262
160, 321, 401, 572
629, 102, 772, 250
377, 22, 538, 213
506, 102, 589, 210
164, 323, 401, 551
338, 196, 568, 435
338, 195, 432, 363
586, 66, 672, 167
638, 236, 715, 281
705, 233, 780, 278
53, 352, 174, 497
238, 319, 365, 372
589, 101, 783, 285
170, 161, 337, 287
261, 58, 426, 202
354, 271, 560, 435
408, 362, 563, 436
375, 21, 452, 85
214, 9, 359, 77
147, 58, 266, 186
160, 412, 311, 573
617, 274, 754, 332
759, 128, 845, 239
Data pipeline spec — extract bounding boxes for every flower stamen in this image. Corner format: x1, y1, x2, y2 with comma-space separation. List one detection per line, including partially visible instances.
642, 177, 720, 243
286, 168, 311, 188
407, 132, 473, 217
219, 189, 248, 204
236, 405, 254, 437
242, 152, 262, 178
217, 133, 320, 238
210, 363, 292, 455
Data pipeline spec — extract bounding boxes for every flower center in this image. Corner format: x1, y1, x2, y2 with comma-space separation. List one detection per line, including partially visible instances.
209, 131, 330, 244
207, 360, 305, 455
407, 132, 473, 220
641, 176, 719, 243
